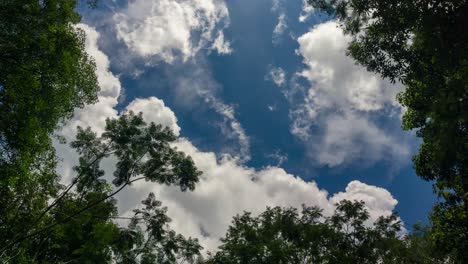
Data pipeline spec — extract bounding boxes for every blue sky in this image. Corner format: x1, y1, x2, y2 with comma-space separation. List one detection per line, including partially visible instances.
58, 0, 436, 251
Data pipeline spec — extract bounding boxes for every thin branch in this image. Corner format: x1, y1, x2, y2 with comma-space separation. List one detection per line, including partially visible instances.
27, 140, 113, 232
0, 176, 146, 254
0, 147, 147, 254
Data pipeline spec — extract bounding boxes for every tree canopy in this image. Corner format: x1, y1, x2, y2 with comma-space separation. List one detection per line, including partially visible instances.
0, 112, 203, 263
207, 200, 446, 264
307, 0, 468, 261
0, 1, 100, 261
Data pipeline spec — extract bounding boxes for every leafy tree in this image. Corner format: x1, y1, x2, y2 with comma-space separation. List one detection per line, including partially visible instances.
0, 1, 203, 262
0, 112, 203, 263
0, 0, 99, 255
307, 0, 468, 261
207, 200, 447, 264
0, 0, 99, 166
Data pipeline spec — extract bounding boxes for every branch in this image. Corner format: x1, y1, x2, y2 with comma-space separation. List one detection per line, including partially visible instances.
0, 176, 146, 254
28, 140, 113, 231
0, 147, 147, 254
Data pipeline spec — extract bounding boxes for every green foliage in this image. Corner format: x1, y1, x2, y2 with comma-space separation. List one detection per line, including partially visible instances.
308, 0, 468, 261
0, 0, 99, 165
207, 200, 446, 264
0, 1, 203, 262
0, 1, 99, 257
114, 193, 202, 264
0, 113, 202, 263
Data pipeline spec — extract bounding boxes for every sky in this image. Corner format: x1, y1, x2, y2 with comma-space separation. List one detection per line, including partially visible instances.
55, 0, 436, 252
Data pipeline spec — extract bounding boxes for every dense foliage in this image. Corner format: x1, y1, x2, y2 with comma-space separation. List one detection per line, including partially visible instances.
207, 200, 446, 264
0, 1, 101, 256
0, 112, 203, 263
308, 0, 468, 261
0, 1, 100, 262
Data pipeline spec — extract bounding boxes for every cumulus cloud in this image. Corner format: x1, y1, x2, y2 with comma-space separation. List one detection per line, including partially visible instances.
314, 113, 410, 166
109, 0, 246, 160
288, 21, 409, 167
125, 97, 181, 137
331, 180, 398, 221
113, 0, 231, 63
297, 22, 400, 113
127, 141, 401, 252
55, 23, 402, 255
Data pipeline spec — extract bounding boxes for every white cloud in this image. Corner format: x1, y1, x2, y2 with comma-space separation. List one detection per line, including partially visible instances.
211, 30, 232, 55
288, 21, 408, 167
267, 66, 286, 87
297, 22, 400, 113
207, 96, 251, 162
313, 113, 410, 167
114, 0, 231, 63
125, 97, 181, 137
271, 0, 288, 44
127, 145, 401, 252
331, 180, 398, 222
108, 0, 244, 160
299, 0, 314, 22
55, 23, 402, 256
273, 13, 288, 44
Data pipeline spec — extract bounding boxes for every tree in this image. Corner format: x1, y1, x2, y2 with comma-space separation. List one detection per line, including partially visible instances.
0, 0, 99, 166
207, 200, 447, 264
307, 0, 468, 261
0, 0, 100, 255
0, 112, 203, 263
0, 1, 204, 262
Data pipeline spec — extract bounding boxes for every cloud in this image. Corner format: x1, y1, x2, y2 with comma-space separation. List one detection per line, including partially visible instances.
208, 97, 251, 162
166, 58, 251, 162
55, 23, 402, 256
330, 180, 398, 222
211, 30, 232, 55
297, 22, 401, 112
271, 0, 288, 44
315, 113, 410, 167
266, 66, 286, 87
287, 21, 409, 167
113, 0, 231, 63
55, 24, 121, 182
127, 144, 401, 252
271, 0, 281, 12
108, 0, 246, 160
299, 0, 314, 22
125, 97, 181, 137
273, 13, 288, 44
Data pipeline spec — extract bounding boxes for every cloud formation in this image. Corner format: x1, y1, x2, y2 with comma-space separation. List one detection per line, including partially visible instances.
127, 139, 401, 252
55, 24, 403, 255
114, 0, 231, 63
288, 21, 409, 167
